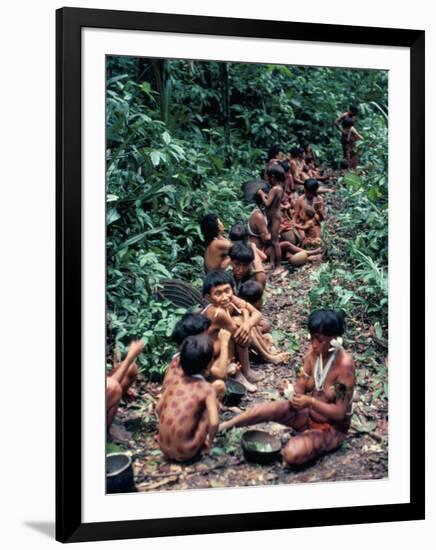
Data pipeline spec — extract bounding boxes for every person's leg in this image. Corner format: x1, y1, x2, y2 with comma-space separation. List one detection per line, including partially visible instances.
250, 326, 290, 365
219, 400, 308, 431
106, 377, 123, 429
282, 428, 346, 466
258, 317, 270, 334
211, 379, 226, 402
270, 217, 284, 275
234, 344, 257, 392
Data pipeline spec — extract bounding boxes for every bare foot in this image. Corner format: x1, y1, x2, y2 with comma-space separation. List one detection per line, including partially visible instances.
269, 352, 290, 365
235, 371, 257, 392
108, 424, 132, 444
245, 369, 263, 383
271, 266, 286, 276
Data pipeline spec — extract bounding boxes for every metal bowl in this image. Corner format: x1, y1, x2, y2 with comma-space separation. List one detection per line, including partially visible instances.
241, 430, 282, 464
106, 453, 136, 494
224, 378, 246, 406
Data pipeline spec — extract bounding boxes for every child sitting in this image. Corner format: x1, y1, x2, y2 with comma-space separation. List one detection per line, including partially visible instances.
156, 334, 220, 462
229, 222, 267, 263
163, 313, 236, 400
228, 241, 266, 295
238, 280, 273, 343
293, 207, 322, 245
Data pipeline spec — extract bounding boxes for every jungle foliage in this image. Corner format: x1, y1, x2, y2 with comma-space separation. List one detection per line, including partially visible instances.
106, 56, 388, 378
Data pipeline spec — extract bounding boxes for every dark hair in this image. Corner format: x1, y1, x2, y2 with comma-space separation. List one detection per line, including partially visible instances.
238, 280, 263, 304
229, 223, 248, 242
304, 178, 319, 194
289, 146, 300, 157
341, 117, 354, 129
349, 105, 358, 115
229, 241, 254, 264
308, 309, 345, 337
266, 164, 285, 183
202, 269, 235, 296
180, 334, 214, 376
200, 213, 220, 246
267, 144, 283, 161
278, 159, 290, 173
171, 313, 211, 346
297, 147, 305, 156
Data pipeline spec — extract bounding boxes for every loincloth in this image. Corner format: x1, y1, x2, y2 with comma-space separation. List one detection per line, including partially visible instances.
307, 417, 334, 432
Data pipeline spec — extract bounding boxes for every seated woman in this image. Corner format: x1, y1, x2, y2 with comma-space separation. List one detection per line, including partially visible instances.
201, 213, 232, 273
219, 309, 355, 467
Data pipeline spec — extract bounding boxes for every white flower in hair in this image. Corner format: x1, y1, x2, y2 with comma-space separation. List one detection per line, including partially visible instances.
329, 337, 343, 352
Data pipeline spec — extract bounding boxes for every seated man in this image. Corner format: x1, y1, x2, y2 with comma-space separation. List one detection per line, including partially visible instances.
201, 213, 232, 273
202, 269, 263, 392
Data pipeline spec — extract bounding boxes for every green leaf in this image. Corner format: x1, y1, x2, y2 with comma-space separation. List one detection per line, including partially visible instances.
107, 208, 120, 225
150, 151, 161, 167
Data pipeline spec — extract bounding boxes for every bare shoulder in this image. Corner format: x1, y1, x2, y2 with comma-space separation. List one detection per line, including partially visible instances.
338, 350, 355, 379
232, 295, 246, 309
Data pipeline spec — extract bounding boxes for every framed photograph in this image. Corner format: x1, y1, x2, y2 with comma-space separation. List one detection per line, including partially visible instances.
56, 7, 425, 543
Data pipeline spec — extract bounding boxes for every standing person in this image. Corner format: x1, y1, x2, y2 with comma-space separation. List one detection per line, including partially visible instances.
340, 117, 363, 168
219, 309, 356, 467
335, 104, 358, 130
201, 213, 232, 273
257, 165, 286, 276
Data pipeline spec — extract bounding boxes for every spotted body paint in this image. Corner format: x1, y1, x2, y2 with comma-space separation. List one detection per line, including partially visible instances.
158, 375, 213, 462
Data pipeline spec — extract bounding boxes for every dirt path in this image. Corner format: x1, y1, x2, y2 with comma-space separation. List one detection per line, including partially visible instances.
110, 189, 388, 492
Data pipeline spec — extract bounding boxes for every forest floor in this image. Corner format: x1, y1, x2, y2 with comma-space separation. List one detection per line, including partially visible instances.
108, 188, 389, 492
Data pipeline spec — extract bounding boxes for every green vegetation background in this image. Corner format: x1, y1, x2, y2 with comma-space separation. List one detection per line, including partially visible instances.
106, 57, 388, 381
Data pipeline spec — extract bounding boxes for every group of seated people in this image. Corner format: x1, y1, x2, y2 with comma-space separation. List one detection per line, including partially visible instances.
107, 126, 359, 469
156, 305, 355, 467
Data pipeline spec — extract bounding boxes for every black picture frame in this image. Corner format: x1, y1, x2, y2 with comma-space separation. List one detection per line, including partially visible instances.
56, 7, 425, 543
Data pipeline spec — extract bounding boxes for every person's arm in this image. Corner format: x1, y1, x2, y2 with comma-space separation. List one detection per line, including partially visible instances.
209, 329, 231, 380
250, 242, 267, 262
314, 198, 325, 222
292, 364, 355, 421
110, 340, 143, 385
292, 354, 312, 395
335, 112, 346, 130
258, 187, 280, 209
351, 127, 363, 141
233, 297, 262, 330
204, 389, 220, 449
251, 247, 266, 290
